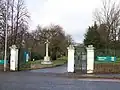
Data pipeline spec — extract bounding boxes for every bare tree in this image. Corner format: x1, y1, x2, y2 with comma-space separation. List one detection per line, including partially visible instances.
0, 0, 29, 51
94, 0, 120, 54
0, 0, 5, 50
0, 0, 10, 51
11, 0, 29, 45
28, 24, 73, 60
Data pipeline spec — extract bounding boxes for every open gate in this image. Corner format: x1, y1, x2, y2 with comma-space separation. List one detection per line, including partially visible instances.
74, 45, 87, 74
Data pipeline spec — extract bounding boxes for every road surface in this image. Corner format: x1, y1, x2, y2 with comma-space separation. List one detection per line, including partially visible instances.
0, 71, 120, 90
0, 64, 120, 90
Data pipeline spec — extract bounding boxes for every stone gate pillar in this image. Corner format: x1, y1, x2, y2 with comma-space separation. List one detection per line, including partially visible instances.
10, 45, 18, 71
86, 45, 94, 73
67, 45, 75, 73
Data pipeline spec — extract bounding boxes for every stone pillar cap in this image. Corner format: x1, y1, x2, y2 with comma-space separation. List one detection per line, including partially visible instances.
86, 45, 94, 50
10, 45, 17, 49
67, 45, 74, 50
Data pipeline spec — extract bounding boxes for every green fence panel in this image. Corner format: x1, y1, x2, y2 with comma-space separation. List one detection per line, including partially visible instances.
0, 60, 8, 64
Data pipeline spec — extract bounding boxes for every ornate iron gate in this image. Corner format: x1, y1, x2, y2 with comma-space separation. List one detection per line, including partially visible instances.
74, 45, 87, 73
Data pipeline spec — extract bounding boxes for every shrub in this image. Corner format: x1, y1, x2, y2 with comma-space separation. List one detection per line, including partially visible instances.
31, 52, 43, 61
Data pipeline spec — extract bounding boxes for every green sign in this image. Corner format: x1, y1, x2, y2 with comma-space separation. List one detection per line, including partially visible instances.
97, 56, 116, 62
0, 60, 8, 64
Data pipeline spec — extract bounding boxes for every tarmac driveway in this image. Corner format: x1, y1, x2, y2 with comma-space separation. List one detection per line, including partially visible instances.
29, 64, 67, 74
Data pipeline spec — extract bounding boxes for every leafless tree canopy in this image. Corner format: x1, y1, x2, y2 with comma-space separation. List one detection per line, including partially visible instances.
94, 0, 120, 42
0, 0, 29, 51
0, 0, 74, 60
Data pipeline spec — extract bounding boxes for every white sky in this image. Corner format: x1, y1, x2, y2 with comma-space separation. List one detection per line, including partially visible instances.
25, 0, 102, 43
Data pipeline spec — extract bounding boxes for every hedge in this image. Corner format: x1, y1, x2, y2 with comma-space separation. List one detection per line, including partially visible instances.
94, 63, 120, 74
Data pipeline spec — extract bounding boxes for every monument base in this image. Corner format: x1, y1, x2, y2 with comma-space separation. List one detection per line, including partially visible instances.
41, 56, 52, 64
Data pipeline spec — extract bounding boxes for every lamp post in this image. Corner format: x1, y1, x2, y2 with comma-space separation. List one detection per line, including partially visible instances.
4, 0, 9, 72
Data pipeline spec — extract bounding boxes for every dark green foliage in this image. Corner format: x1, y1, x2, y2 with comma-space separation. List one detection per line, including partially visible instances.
31, 52, 43, 61
84, 22, 102, 49
84, 22, 120, 58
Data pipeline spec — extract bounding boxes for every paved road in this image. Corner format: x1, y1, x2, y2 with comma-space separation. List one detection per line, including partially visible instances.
29, 63, 86, 74
29, 64, 67, 74
0, 72, 120, 90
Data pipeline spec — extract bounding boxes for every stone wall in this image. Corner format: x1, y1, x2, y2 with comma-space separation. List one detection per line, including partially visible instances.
94, 63, 120, 74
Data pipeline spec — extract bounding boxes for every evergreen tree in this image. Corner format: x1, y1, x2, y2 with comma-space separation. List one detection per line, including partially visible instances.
84, 22, 102, 49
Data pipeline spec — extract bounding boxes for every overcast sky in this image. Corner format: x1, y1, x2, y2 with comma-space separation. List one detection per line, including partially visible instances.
25, 0, 102, 43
